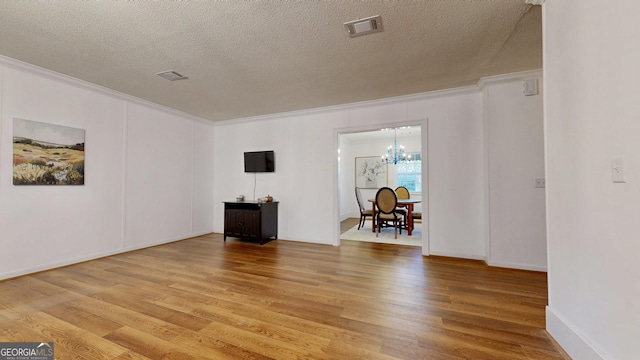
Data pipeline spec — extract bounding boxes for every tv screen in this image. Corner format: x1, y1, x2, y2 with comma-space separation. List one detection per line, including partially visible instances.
244, 151, 275, 173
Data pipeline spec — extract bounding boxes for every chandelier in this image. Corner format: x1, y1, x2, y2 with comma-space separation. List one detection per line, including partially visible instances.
381, 128, 411, 164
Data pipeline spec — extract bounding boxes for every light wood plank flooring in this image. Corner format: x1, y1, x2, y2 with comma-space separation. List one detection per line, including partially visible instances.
0, 230, 566, 359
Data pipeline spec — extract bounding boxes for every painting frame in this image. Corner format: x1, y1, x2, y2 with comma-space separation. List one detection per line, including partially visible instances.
13, 118, 85, 185
355, 156, 387, 189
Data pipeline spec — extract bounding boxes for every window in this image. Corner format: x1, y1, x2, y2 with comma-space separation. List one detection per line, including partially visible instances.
396, 153, 422, 192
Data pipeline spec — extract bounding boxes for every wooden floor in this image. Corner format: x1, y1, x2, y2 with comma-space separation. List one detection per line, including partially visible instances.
0, 229, 567, 359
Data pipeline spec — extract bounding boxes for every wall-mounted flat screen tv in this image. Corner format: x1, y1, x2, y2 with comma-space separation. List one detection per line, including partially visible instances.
244, 151, 275, 173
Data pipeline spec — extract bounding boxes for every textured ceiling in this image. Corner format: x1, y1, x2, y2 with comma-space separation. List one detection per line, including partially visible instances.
0, 1, 542, 122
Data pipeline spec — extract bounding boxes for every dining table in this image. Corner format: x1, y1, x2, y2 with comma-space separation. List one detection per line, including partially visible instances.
368, 198, 422, 236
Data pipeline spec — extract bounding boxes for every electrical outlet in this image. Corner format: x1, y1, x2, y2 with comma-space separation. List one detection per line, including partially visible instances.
535, 178, 545, 188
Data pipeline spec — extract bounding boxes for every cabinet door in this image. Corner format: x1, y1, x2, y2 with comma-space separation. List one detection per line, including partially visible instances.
225, 210, 242, 236
240, 211, 260, 238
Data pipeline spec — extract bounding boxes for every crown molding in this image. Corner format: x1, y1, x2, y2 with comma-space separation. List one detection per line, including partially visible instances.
477, 69, 543, 90
215, 85, 480, 127
217, 68, 543, 126
1, 55, 542, 127
0, 55, 213, 126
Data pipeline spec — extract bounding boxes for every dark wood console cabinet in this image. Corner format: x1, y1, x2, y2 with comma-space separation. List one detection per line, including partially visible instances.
223, 201, 278, 244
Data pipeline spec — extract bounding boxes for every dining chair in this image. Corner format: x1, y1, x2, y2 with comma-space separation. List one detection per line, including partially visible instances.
395, 186, 410, 200
394, 186, 409, 225
355, 187, 373, 230
375, 187, 402, 239
395, 185, 422, 222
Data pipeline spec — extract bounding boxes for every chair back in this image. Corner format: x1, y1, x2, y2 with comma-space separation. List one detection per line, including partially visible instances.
375, 187, 397, 214
395, 186, 410, 200
355, 187, 366, 211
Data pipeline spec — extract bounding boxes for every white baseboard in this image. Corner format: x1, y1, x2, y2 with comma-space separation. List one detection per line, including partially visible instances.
0, 232, 214, 281
487, 260, 547, 272
428, 250, 485, 261
546, 306, 607, 360
340, 212, 360, 222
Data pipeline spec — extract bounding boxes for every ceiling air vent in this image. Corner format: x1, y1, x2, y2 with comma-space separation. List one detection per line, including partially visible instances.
344, 15, 382, 38
156, 70, 188, 81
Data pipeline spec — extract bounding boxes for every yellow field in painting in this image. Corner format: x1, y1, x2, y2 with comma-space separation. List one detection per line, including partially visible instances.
13, 143, 84, 185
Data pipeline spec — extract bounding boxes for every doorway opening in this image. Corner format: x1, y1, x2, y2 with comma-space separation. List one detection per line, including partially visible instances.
336, 123, 427, 251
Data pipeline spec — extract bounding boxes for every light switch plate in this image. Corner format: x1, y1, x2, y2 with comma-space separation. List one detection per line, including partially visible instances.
612, 157, 626, 183
523, 79, 539, 96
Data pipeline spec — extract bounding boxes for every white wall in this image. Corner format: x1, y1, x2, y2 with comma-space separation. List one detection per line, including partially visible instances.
338, 134, 353, 220
215, 90, 487, 260
0, 57, 215, 280
0, 54, 547, 279
409, 92, 485, 259
545, 1, 640, 359
482, 72, 547, 271
213, 111, 347, 244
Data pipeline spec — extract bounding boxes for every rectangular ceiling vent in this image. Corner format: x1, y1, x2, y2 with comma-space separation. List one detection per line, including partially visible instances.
156, 70, 188, 81
344, 15, 382, 38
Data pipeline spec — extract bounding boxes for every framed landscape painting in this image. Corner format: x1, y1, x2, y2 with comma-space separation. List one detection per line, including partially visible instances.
355, 156, 387, 189
13, 118, 85, 185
